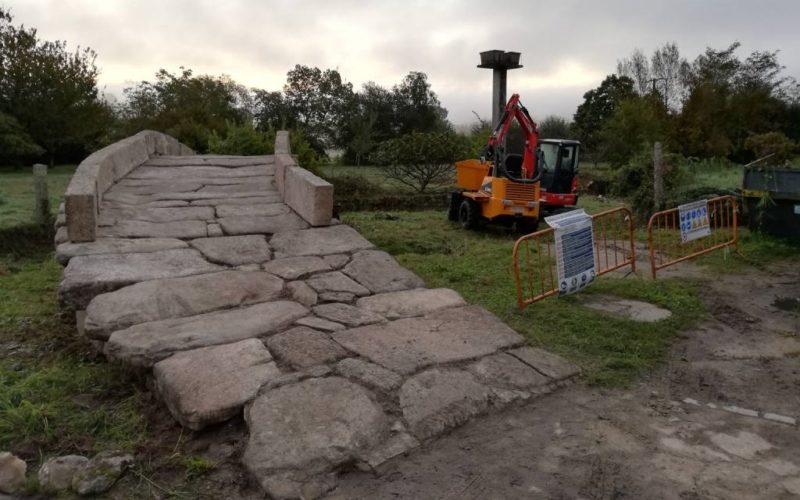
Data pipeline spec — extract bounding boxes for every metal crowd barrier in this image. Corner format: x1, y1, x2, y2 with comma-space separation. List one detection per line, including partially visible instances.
647, 195, 738, 279
512, 207, 636, 309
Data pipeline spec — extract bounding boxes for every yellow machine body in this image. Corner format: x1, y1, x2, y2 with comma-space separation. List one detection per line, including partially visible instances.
455, 160, 540, 221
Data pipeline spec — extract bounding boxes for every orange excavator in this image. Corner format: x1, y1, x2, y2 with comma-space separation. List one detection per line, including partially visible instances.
449, 94, 580, 232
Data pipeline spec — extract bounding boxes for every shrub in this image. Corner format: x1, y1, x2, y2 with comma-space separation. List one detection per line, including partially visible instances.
208, 122, 273, 155
612, 146, 686, 219
371, 131, 469, 193
744, 132, 796, 164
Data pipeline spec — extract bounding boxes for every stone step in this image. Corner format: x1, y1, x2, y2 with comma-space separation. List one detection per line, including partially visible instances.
59, 249, 223, 311
332, 305, 525, 375
104, 300, 308, 368
55, 238, 188, 265
188, 235, 272, 266
84, 271, 284, 340
153, 338, 281, 430
270, 225, 373, 257
343, 250, 425, 293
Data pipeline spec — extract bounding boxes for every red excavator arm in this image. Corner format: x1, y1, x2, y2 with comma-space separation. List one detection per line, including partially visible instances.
485, 94, 540, 179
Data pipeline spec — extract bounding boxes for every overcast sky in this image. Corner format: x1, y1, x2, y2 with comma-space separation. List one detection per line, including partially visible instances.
5, 0, 799, 124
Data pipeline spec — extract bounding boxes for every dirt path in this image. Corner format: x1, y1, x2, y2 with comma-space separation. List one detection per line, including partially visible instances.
329, 263, 800, 499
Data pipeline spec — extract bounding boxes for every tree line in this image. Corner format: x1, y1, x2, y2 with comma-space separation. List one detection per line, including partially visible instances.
2, 7, 798, 174
0, 7, 449, 167
573, 42, 800, 166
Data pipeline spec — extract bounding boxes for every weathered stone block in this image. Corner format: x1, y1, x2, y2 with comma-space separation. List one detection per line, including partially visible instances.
356, 288, 466, 319
313, 303, 385, 327
262, 256, 331, 280
333, 305, 523, 374
399, 368, 491, 440
343, 250, 425, 293
153, 339, 280, 430
105, 300, 308, 367
217, 213, 308, 235
266, 327, 348, 369
335, 358, 402, 393
84, 270, 284, 339
270, 225, 373, 257
59, 248, 222, 311
56, 238, 188, 265
189, 235, 272, 266
283, 166, 333, 226
243, 378, 388, 485
65, 174, 97, 242
306, 271, 370, 297
96, 220, 208, 239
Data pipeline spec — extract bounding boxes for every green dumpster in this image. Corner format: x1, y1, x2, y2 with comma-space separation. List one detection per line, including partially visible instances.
742, 167, 800, 241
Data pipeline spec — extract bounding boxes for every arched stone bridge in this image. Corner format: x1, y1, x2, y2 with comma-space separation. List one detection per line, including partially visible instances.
54, 130, 579, 499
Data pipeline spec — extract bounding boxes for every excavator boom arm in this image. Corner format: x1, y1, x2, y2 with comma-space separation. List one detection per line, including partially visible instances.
486, 94, 540, 178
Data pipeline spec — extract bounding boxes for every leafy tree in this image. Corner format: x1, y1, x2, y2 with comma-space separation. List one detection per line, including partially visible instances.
0, 111, 44, 165
371, 131, 468, 192
347, 109, 377, 166
573, 75, 635, 160
392, 72, 449, 135
283, 65, 354, 150
466, 112, 492, 157
538, 115, 573, 139
0, 8, 109, 164
253, 90, 295, 131
744, 132, 796, 163
600, 96, 669, 166
120, 68, 248, 152
679, 43, 794, 160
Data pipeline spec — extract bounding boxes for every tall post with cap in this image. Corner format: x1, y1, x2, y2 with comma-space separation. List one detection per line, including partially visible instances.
478, 50, 523, 128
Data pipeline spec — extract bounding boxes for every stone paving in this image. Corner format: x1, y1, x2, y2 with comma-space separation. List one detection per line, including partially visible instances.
56, 154, 580, 499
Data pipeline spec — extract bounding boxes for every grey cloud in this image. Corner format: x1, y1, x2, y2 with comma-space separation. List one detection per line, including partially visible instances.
7, 0, 799, 124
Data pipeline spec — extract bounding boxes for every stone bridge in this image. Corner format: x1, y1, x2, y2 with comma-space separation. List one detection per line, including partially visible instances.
54, 131, 579, 499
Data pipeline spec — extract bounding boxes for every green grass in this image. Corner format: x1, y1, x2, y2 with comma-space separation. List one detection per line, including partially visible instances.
0, 247, 149, 457
0, 164, 76, 229
681, 158, 742, 192
343, 210, 705, 386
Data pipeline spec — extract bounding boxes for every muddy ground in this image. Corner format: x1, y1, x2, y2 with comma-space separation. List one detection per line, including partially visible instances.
324, 262, 800, 500
104, 261, 799, 499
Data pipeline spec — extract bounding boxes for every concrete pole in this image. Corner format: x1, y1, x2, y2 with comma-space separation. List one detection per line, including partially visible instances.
653, 142, 664, 212
33, 163, 50, 225
492, 69, 508, 129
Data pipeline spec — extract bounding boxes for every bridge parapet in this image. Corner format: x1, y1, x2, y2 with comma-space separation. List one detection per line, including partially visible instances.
274, 130, 333, 226
64, 130, 193, 242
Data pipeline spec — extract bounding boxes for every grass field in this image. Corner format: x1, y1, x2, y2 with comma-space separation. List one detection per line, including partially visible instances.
0, 165, 76, 229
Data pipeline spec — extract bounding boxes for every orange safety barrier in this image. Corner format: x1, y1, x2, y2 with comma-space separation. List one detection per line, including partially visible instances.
647, 195, 738, 279
512, 207, 636, 309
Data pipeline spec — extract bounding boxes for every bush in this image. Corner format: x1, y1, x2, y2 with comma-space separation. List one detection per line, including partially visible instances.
744, 132, 796, 164
371, 131, 469, 193
260, 127, 321, 174
612, 147, 686, 219
209, 122, 273, 155
326, 174, 385, 199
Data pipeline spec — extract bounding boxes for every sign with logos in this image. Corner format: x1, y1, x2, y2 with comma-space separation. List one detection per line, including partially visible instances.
544, 209, 596, 296
678, 200, 711, 243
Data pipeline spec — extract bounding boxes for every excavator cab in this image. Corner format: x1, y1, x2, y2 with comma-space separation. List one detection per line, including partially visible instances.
539, 139, 580, 212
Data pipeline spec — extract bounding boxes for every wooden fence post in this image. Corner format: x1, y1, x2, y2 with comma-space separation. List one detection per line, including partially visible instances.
33, 163, 50, 225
